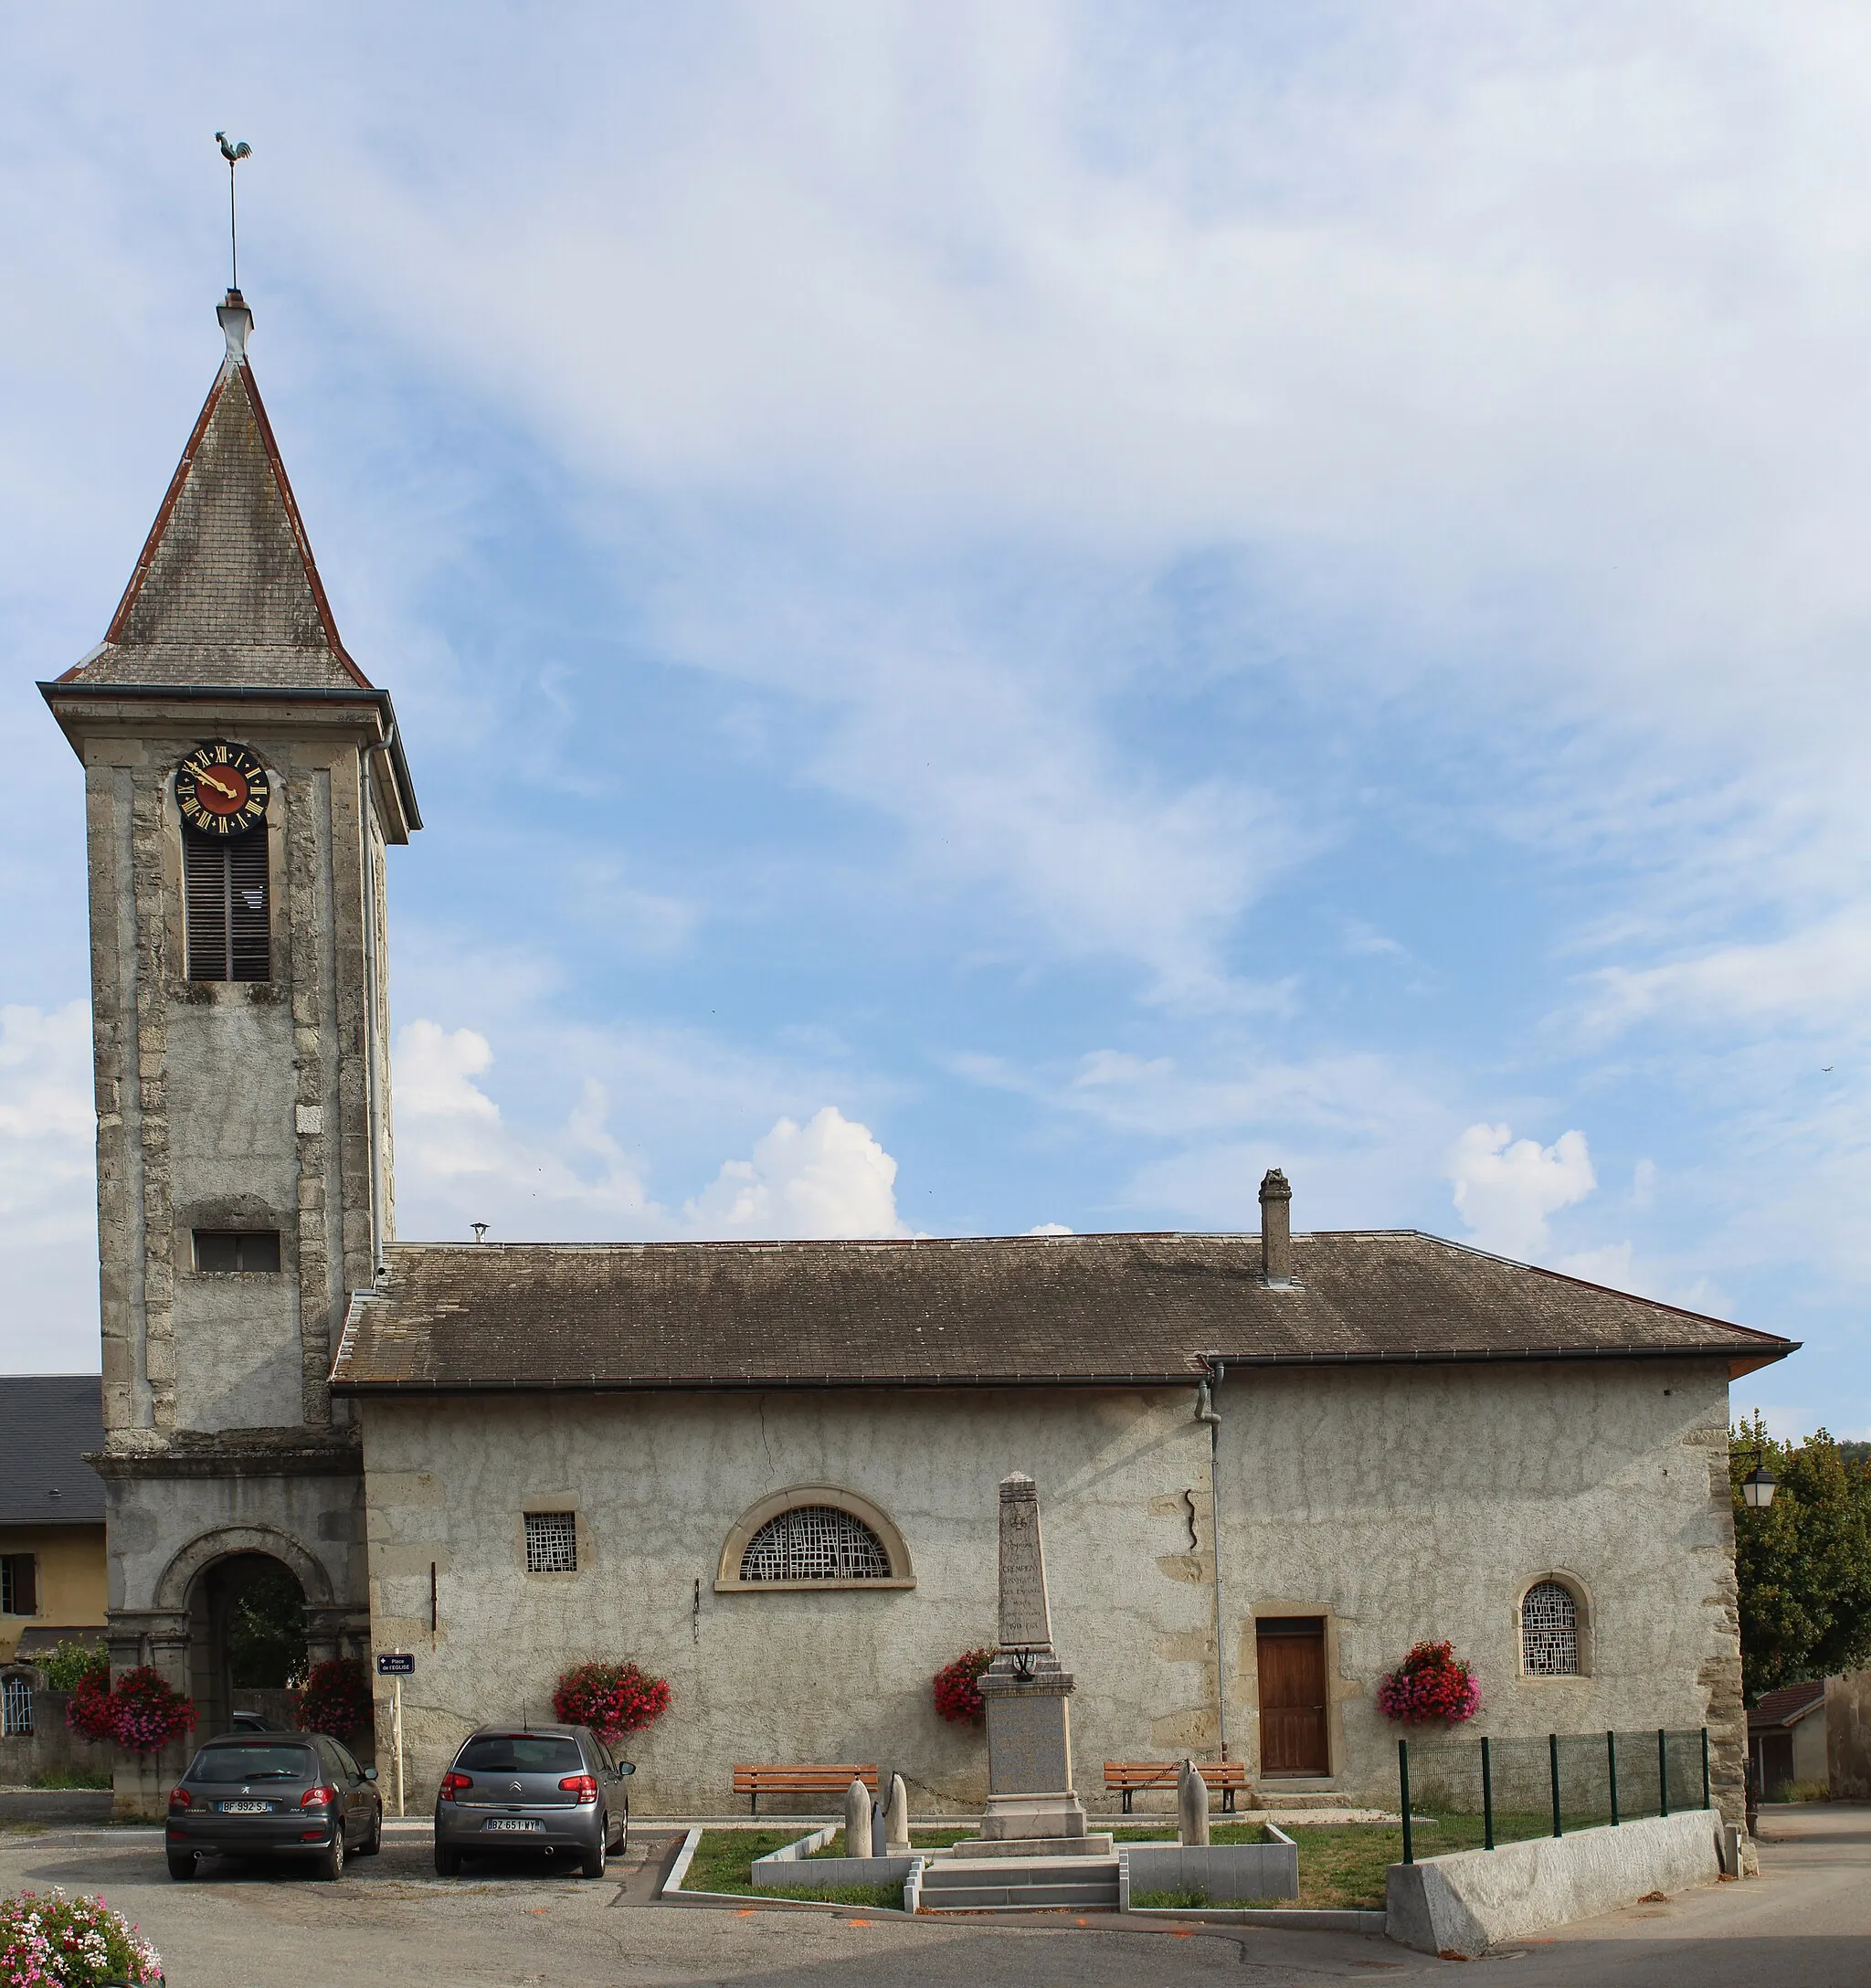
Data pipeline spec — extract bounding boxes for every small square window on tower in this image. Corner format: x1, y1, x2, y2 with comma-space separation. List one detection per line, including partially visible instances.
523, 1512, 578, 1574
193, 1230, 282, 1274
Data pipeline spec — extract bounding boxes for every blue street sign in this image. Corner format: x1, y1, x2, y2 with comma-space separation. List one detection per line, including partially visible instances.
376, 1653, 416, 1676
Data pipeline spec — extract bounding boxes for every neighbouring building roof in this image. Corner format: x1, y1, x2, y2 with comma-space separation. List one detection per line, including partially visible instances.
329, 1230, 1798, 1396
0, 1376, 107, 1525
1749, 1680, 1827, 1731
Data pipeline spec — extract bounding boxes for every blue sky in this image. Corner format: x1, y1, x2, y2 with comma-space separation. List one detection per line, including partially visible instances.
3, 4, 1867, 1433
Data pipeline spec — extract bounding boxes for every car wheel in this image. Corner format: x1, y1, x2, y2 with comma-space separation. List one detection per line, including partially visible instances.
166, 1849, 196, 1882
434, 1841, 462, 1877
358, 1803, 383, 1856
579, 1833, 607, 1880
316, 1827, 345, 1882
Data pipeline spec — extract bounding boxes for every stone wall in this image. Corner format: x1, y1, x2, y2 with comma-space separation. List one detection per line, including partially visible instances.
1824, 1670, 1871, 1798
0, 1680, 114, 1787
356, 1356, 1740, 1818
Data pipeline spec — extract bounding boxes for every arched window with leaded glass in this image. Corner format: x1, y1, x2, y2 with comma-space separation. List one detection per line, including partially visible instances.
1519, 1577, 1585, 1676
716, 1487, 915, 1591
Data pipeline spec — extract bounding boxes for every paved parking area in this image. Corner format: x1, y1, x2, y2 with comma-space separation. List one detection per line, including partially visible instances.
0, 1803, 1864, 1985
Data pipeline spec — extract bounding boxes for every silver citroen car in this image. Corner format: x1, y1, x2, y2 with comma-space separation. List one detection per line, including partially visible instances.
432, 1724, 632, 1877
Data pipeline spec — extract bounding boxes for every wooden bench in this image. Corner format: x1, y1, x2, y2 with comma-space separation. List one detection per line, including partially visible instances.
733, 1763, 879, 1815
1104, 1760, 1249, 1814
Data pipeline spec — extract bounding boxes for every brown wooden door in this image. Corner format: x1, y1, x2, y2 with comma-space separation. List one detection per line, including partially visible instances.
1257, 1618, 1328, 1775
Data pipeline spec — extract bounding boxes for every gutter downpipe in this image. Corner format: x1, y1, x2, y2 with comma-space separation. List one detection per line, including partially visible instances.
1197, 1354, 1229, 1761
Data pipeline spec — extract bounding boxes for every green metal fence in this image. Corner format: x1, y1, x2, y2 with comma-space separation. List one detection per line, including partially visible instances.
1396, 1728, 1709, 1863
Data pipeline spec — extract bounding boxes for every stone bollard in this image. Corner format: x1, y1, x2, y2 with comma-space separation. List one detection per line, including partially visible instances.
1178, 1759, 1210, 1846
885, 1772, 910, 1854
844, 1777, 873, 1858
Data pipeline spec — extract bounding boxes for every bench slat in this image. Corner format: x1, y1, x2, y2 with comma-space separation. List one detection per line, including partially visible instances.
733, 1763, 879, 1812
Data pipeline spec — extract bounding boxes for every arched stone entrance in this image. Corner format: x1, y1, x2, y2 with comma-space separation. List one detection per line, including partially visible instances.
185, 1553, 308, 1739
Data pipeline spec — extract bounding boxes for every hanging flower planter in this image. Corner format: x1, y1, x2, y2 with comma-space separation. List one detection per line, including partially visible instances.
932, 1647, 994, 1725
65, 1667, 118, 1744
295, 1657, 373, 1739
1377, 1640, 1482, 1725
107, 1668, 198, 1757
550, 1662, 671, 1746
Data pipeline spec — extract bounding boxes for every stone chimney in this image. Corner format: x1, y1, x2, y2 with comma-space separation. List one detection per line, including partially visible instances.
1259, 1168, 1294, 1285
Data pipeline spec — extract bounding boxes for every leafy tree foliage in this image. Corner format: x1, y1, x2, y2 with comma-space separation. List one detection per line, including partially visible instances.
1731, 1414, 1871, 1701
227, 1562, 307, 1689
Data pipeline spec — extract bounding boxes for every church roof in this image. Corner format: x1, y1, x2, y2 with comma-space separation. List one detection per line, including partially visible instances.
329, 1230, 1796, 1395
58, 294, 369, 694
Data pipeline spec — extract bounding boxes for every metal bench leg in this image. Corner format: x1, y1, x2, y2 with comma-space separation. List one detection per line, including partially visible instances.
1223, 1787, 1235, 1814
1122, 1790, 1133, 1814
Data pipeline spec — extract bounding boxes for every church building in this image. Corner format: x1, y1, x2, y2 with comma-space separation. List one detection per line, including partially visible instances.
42, 292, 1795, 1823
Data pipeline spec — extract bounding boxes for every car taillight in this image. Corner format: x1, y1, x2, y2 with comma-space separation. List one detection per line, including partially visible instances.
300, 1784, 337, 1811
169, 1786, 191, 1810
439, 1771, 473, 1803
559, 1773, 598, 1804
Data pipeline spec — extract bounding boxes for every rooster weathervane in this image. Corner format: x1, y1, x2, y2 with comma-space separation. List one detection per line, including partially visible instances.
215, 131, 253, 291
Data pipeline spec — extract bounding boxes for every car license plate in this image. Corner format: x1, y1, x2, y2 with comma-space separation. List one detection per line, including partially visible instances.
483, 1817, 543, 1833
220, 1801, 271, 1813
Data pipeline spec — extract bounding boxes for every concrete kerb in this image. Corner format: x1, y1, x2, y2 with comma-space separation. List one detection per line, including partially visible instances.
660, 1824, 923, 1917
1385, 1807, 1728, 1958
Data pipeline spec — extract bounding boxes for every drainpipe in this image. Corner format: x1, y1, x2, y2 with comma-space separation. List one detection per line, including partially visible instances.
1197, 1355, 1229, 1761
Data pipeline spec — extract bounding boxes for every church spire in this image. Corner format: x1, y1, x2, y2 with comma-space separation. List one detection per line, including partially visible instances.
56, 290, 373, 695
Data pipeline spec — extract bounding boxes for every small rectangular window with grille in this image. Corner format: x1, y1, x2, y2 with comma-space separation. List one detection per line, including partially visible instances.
523, 1512, 578, 1574
0, 1677, 32, 1738
0, 1554, 37, 1616
194, 1231, 282, 1274
184, 827, 270, 981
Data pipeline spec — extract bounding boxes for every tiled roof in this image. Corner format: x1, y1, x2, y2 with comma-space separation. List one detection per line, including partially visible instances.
59, 321, 369, 693
0, 1375, 107, 1525
1749, 1679, 1827, 1729
329, 1230, 1797, 1393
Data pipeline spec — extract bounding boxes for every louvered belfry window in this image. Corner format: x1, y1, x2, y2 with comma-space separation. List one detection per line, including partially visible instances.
184, 827, 270, 981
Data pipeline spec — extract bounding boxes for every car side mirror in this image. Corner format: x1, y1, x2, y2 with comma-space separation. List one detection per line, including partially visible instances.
363, 1766, 378, 1782
615, 1761, 635, 1778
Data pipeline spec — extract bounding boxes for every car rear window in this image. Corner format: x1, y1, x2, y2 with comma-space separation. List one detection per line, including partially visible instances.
455, 1734, 583, 1774
186, 1743, 318, 1782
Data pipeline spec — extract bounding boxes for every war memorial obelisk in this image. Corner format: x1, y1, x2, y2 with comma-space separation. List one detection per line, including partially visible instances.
972, 1472, 1112, 1855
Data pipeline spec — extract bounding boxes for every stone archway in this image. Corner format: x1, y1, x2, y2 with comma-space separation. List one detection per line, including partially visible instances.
156, 1528, 334, 1741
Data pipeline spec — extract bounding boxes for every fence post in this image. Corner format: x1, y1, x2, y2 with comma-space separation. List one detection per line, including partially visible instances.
1607, 1730, 1619, 1826
1399, 1739, 1413, 1865
1481, 1736, 1494, 1851
1701, 1727, 1711, 1811
1658, 1729, 1669, 1818
1549, 1732, 1562, 1838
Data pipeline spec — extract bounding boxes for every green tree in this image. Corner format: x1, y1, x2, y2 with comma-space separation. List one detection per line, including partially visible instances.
1731, 1413, 1871, 1700
226, 1563, 308, 1689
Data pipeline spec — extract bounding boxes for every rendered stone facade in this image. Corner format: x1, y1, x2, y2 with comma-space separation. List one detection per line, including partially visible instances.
354, 1356, 1748, 1820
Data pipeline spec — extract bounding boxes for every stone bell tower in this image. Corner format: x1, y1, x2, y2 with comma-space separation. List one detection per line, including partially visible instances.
39, 291, 418, 1797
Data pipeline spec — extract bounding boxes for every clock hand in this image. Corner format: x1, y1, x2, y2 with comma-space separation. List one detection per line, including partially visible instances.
192, 767, 240, 800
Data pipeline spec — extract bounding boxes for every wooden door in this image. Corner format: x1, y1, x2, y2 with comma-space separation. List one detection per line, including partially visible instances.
1257, 1618, 1329, 1775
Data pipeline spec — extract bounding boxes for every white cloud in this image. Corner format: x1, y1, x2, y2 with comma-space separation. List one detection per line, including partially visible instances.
1556, 1242, 1636, 1292
684, 1106, 904, 1239
392, 1020, 904, 1243
0, 1001, 100, 1369
1447, 1123, 1596, 1261
1028, 1222, 1073, 1236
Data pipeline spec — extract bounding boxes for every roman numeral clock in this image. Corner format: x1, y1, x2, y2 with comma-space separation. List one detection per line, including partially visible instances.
175, 740, 270, 836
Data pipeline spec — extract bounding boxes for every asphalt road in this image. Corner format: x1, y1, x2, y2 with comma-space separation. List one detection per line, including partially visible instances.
0, 1803, 1862, 1985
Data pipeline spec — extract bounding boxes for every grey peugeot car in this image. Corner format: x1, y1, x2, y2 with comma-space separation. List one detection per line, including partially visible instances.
433, 1725, 632, 1877
166, 1729, 382, 1880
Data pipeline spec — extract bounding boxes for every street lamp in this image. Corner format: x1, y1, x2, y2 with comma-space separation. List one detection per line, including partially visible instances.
1740, 1462, 1777, 1509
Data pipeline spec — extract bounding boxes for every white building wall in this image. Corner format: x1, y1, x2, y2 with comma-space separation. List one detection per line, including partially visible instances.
358, 1354, 1742, 1819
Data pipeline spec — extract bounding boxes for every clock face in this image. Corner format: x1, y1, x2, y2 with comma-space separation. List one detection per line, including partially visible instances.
176, 741, 270, 837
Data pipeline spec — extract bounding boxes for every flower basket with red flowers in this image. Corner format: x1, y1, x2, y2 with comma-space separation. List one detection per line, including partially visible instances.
932, 1647, 993, 1725
550, 1662, 671, 1746
295, 1656, 373, 1739
109, 1667, 198, 1756
65, 1668, 118, 1744
1376, 1640, 1482, 1725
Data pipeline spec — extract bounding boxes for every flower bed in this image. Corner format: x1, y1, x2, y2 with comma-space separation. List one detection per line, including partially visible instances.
0, 1887, 162, 1986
